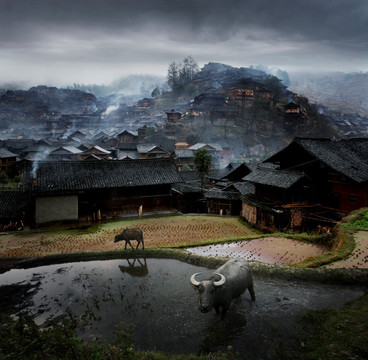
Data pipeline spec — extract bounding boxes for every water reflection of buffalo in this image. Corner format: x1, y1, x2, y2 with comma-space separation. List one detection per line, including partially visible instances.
114, 228, 144, 250
118, 258, 148, 277
190, 259, 255, 315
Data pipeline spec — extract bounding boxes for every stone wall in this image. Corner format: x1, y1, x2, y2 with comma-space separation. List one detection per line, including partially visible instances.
35, 195, 78, 224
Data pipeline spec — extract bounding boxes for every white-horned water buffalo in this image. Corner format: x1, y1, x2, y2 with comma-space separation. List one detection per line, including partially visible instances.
190, 259, 255, 315
114, 228, 144, 250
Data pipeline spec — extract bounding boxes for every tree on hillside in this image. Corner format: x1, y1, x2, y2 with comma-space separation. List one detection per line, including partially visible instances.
167, 61, 180, 91
180, 56, 199, 83
264, 75, 285, 101
167, 56, 199, 94
194, 148, 212, 191
151, 87, 160, 98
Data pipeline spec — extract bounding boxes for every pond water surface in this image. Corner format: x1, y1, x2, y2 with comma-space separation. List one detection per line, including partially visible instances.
0, 258, 364, 359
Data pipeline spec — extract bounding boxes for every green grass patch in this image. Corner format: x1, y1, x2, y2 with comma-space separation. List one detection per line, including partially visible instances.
276, 293, 368, 360
287, 209, 368, 268
346, 208, 368, 229
0, 311, 229, 360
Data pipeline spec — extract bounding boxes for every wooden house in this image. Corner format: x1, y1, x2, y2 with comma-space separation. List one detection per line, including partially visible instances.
68, 130, 87, 140
172, 149, 195, 171
171, 171, 205, 213
137, 98, 154, 109
116, 143, 139, 160
242, 165, 312, 230
258, 87, 273, 100
222, 78, 266, 102
242, 138, 368, 231
284, 102, 301, 116
137, 126, 149, 141
48, 146, 83, 161
175, 142, 190, 150
266, 137, 368, 214
208, 162, 253, 185
190, 92, 236, 119
166, 109, 182, 123
136, 144, 170, 159
0, 191, 31, 229
2, 139, 35, 155
188, 143, 223, 168
23, 158, 183, 225
205, 182, 254, 216
80, 145, 111, 160
0, 148, 19, 177
117, 130, 139, 144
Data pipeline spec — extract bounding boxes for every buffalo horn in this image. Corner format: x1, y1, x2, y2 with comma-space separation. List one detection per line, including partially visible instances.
190, 273, 201, 287
213, 273, 226, 287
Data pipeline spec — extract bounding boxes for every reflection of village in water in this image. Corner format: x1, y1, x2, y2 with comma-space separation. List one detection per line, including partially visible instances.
0, 258, 364, 358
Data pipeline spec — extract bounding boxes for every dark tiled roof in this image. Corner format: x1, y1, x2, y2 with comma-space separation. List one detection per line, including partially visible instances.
117, 143, 139, 150
204, 188, 241, 201
232, 181, 255, 195
136, 144, 168, 154
204, 180, 255, 200
23, 158, 183, 194
0, 148, 18, 158
295, 138, 368, 183
0, 191, 31, 220
172, 182, 202, 194
178, 170, 200, 182
244, 167, 305, 189
173, 149, 194, 158
209, 162, 252, 181
266, 138, 368, 183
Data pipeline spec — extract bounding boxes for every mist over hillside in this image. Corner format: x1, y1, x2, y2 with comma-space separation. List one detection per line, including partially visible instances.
67, 74, 166, 99
0, 61, 366, 164
289, 71, 368, 116
0, 74, 166, 102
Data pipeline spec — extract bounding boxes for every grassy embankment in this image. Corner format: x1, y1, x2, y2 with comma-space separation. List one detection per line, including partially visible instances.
277, 208, 368, 360
276, 293, 368, 360
286, 208, 368, 268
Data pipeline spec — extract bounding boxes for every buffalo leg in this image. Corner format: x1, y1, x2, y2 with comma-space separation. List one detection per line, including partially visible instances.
248, 285, 256, 301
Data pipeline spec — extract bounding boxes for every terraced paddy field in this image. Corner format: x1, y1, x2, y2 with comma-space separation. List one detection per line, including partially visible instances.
0, 216, 258, 259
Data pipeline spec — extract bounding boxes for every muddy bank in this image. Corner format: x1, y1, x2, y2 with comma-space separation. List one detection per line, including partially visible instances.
2, 249, 368, 286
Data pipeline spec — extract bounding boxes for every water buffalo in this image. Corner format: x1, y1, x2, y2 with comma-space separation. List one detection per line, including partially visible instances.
190, 259, 255, 315
114, 228, 144, 250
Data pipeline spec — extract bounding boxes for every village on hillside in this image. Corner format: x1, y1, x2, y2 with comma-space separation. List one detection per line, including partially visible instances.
0, 63, 367, 232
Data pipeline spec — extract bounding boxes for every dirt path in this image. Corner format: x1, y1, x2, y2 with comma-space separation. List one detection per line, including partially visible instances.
326, 230, 368, 268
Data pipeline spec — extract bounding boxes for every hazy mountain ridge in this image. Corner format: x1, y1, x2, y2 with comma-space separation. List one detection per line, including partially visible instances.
289, 72, 368, 116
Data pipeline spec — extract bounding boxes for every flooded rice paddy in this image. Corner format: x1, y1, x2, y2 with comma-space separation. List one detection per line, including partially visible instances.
0, 257, 364, 358
186, 237, 327, 265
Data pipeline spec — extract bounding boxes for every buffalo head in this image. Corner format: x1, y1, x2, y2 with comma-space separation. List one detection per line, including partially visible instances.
190, 273, 226, 313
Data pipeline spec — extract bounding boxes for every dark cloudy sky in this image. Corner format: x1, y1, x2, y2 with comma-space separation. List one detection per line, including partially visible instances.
1, 0, 367, 86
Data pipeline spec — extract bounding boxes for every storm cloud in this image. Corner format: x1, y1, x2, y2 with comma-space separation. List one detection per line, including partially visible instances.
0, 0, 367, 86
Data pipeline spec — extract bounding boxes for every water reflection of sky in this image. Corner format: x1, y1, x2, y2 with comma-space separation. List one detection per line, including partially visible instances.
0, 258, 364, 358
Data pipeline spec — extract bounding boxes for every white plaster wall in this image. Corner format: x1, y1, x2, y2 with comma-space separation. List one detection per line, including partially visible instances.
35, 195, 78, 224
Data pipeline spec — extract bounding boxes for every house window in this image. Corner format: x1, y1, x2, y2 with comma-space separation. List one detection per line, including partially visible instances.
348, 195, 357, 204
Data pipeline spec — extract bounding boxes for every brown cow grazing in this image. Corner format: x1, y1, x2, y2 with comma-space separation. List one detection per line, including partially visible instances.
114, 228, 144, 250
